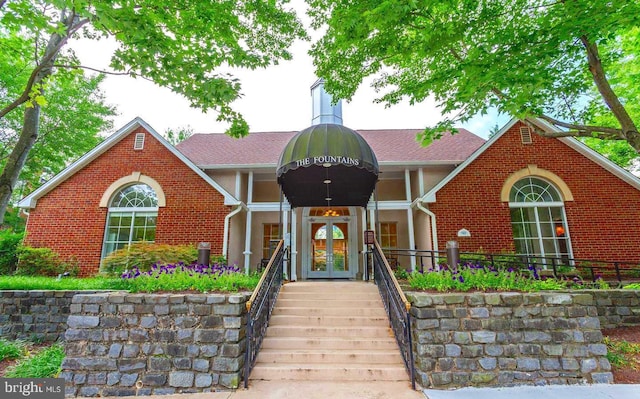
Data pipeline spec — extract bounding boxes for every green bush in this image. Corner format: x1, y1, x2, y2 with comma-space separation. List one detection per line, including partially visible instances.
0, 229, 23, 275
101, 242, 199, 276
14, 246, 77, 277
624, 283, 640, 290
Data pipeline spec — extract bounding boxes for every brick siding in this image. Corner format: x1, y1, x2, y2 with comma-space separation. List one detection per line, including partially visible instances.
429, 121, 640, 262
23, 127, 230, 276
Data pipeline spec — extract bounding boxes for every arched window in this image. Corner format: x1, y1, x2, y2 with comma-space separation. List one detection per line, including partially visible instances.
102, 184, 158, 257
509, 177, 572, 263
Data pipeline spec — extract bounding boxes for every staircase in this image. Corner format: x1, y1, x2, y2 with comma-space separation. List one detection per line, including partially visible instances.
250, 281, 408, 382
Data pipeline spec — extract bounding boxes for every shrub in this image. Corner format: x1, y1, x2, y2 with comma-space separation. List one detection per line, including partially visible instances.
624, 283, 640, 290
14, 246, 78, 277
119, 262, 259, 292
394, 268, 410, 280
0, 229, 23, 275
4, 343, 65, 378
101, 243, 199, 276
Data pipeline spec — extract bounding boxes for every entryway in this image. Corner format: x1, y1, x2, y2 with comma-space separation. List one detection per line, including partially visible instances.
302, 207, 358, 279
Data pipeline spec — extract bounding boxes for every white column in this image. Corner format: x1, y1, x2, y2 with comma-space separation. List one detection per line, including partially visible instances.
243, 211, 252, 274
282, 209, 289, 279
243, 172, 254, 273
291, 209, 298, 281
407, 208, 416, 272
361, 207, 368, 280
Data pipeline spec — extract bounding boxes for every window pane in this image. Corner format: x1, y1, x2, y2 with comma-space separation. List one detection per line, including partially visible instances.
111, 184, 158, 208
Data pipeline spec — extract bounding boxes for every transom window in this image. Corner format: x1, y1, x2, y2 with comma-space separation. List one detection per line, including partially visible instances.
102, 184, 158, 258
509, 177, 572, 264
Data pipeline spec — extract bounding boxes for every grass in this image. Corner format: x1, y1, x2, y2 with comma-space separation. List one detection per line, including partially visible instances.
0, 263, 260, 293
0, 276, 124, 291
0, 338, 26, 362
4, 343, 65, 378
604, 336, 640, 370
407, 262, 567, 292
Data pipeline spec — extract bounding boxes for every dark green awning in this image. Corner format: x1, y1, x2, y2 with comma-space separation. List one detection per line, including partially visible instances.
277, 124, 379, 207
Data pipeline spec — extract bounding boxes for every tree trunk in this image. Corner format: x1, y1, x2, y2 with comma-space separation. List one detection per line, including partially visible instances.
0, 25, 67, 224
0, 105, 41, 224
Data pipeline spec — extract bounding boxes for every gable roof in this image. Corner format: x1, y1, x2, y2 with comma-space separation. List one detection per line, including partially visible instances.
18, 117, 240, 209
419, 117, 640, 203
176, 128, 486, 168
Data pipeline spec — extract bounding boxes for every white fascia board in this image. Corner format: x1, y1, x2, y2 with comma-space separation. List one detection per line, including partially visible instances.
18, 117, 240, 209
366, 200, 412, 210
420, 118, 519, 204
199, 163, 276, 170
248, 202, 291, 212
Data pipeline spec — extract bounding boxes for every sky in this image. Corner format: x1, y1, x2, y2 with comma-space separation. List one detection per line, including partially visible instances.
70, 10, 508, 140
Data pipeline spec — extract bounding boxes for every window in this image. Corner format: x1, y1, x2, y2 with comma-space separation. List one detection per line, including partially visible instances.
379, 222, 398, 249
102, 184, 158, 257
262, 224, 281, 259
509, 177, 572, 264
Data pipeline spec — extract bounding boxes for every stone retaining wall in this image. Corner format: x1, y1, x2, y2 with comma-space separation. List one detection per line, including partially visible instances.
60, 292, 249, 397
592, 290, 640, 329
408, 292, 614, 388
0, 291, 102, 342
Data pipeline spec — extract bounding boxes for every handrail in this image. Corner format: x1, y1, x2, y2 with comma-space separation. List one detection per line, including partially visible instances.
371, 239, 416, 389
382, 247, 640, 284
244, 239, 285, 388
245, 240, 283, 312
374, 240, 412, 312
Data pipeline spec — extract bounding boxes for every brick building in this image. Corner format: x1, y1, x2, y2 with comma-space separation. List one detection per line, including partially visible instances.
18, 82, 640, 277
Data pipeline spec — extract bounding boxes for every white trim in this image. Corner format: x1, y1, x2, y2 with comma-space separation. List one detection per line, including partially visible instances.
248, 202, 291, 212
420, 117, 640, 203
243, 210, 253, 274
407, 208, 416, 271
291, 210, 298, 281
18, 117, 240, 209
99, 172, 167, 207
197, 160, 459, 170
366, 200, 412, 210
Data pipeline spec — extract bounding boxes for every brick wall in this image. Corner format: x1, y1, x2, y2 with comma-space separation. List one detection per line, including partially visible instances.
23, 127, 231, 276
429, 121, 640, 262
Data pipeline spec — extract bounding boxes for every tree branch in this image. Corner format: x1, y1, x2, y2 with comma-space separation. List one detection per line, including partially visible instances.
52, 64, 132, 76
534, 114, 624, 140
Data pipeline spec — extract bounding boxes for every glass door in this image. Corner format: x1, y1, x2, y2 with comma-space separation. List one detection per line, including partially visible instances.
309, 220, 350, 278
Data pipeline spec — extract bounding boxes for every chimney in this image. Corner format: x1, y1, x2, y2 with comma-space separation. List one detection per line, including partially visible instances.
311, 78, 343, 125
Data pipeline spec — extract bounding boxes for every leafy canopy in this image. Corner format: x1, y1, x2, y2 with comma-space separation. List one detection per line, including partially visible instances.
309, 0, 640, 150
1, 0, 307, 137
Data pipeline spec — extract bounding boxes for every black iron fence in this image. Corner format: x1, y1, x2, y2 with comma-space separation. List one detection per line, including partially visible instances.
383, 248, 640, 284
244, 239, 285, 388
371, 240, 416, 389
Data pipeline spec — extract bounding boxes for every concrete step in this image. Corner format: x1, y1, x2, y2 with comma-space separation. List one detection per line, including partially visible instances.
282, 282, 378, 293
272, 306, 387, 317
275, 299, 383, 308
278, 291, 381, 301
250, 363, 409, 381
269, 314, 389, 327
256, 348, 404, 364
266, 325, 393, 338
260, 336, 399, 351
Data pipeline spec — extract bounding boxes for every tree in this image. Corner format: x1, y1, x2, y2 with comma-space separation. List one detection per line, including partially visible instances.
165, 126, 193, 146
309, 0, 640, 151
1, 32, 115, 227
0, 0, 306, 223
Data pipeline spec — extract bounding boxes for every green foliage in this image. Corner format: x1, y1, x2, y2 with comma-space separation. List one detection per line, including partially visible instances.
309, 0, 640, 148
0, 338, 27, 362
164, 126, 193, 146
408, 267, 566, 292
1, 206, 26, 232
1, 0, 307, 137
0, 33, 115, 199
0, 276, 123, 290
394, 268, 410, 280
0, 229, 23, 274
624, 283, 640, 290
120, 269, 260, 294
14, 246, 78, 277
101, 243, 199, 276
604, 336, 640, 370
4, 343, 65, 378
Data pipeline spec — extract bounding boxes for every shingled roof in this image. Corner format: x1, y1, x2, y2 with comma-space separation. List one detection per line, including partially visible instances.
176, 128, 485, 168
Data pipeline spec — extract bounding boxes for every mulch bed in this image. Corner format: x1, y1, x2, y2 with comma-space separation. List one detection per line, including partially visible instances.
602, 325, 640, 384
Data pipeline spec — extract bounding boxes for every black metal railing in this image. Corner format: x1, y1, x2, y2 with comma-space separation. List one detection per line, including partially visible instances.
371, 239, 416, 389
244, 239, 285, 388
382, 248, 640, 284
